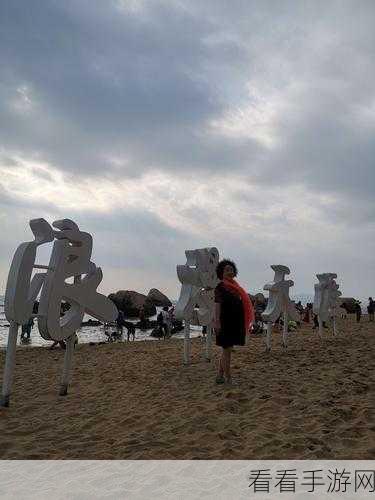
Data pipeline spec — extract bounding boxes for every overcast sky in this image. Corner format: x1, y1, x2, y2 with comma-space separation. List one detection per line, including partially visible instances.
0, 0, 374, 300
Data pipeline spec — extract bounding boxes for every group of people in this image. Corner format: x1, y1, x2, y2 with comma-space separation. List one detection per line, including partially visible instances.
110, 310, 136, 342
156, 306, 175, 339
352, 297, 375, 323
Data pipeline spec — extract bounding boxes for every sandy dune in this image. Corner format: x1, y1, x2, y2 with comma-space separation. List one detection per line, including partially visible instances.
0, 316, 374, 459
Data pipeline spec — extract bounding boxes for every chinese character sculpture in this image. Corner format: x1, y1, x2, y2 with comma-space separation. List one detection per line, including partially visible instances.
1, 218, 118, 407
175, 247, 219, 364
262, 265, 299, 350
313, 273, 342, 337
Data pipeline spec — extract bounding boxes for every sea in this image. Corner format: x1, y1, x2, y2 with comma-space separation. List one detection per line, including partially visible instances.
0, 297, 202, 349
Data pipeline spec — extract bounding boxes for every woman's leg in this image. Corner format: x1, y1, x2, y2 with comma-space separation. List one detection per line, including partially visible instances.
222, 347, 232, 380
218, 349, 224, 377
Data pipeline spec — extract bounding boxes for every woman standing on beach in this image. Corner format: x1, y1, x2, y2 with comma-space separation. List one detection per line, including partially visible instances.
214, 259, 254, 385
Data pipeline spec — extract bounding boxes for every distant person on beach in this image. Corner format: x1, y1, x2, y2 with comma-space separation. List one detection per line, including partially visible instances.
312, 314, 319, 330
214, 259, 254, 385
161, 306, 172, 338
116, 310, 125, 336
312, 314, 328, 330
123, 320, 136, 341
168, 306, 174, 330
303, 303, 312, 323
367, 297, 374, 322
156, 310, 164, 339
139, 306, 148, 329
355, 302, 362, 323
21, 317, 34, 340
296, 301, 303, 314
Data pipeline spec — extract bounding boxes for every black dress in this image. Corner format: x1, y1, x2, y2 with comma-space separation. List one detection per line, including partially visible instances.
214, 282, 245, 348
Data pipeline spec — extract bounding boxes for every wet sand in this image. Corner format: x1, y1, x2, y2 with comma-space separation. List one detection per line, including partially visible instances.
0, 316, 374, 459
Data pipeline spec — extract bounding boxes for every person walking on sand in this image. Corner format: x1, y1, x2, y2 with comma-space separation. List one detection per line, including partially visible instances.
213, 259, 254, 385
302, 303, 312, 323
367, 297, 374, 322
116, 310, 125, 337
355, 301, 362, 323
161, 306, 172, 338
21, 316, 34, 341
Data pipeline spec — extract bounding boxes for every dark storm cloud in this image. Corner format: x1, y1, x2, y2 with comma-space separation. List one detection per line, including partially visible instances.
0, 0, 256, 176
1, 0, 374, 198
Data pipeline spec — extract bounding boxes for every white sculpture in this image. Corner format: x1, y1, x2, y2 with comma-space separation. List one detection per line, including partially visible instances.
313, 273, 342, 337
175, 247, 219, 364
1, 218, 117, 406
262, 265, 299, 350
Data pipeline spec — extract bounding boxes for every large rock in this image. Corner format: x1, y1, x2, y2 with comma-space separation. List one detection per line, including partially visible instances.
339, 297, 358, 314
249, 293, 266, 305
108, 290, 156, 318
147, 288, 172, 307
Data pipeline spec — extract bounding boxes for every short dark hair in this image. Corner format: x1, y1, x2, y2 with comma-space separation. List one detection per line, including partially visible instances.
216, 259, 238, 280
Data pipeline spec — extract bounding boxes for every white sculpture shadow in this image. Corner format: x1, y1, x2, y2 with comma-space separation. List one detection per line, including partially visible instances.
175, 247, 219, 364
1, 218, 117, 407
262, 265, 299, 351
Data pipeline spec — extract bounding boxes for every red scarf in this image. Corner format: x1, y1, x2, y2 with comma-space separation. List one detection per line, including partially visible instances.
222, 278, 255, 334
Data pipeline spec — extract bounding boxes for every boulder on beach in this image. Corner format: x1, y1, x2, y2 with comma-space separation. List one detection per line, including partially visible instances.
249, 293, 267, 306
339, 297, 358, 314
147, 288, 172, 307
108, 290, 156, 318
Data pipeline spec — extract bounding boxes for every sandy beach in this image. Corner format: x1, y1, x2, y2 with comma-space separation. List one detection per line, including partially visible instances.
0, 316, 374, 460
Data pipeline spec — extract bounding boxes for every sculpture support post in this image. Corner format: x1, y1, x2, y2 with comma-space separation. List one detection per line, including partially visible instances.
59, 334, 75, 396
204, 325, 212, 361
333, 315, 337, 336
183, 321, 191, 365
262, 265, 297, 350
1, 321, 19, 407
282, 311, 288, 348
266, 322, 272, 351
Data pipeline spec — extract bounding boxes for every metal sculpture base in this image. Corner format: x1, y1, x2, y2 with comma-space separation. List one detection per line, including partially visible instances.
1, 321, 19, 408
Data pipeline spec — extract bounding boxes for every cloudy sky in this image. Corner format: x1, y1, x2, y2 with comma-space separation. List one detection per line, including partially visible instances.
0, 0, 374, 300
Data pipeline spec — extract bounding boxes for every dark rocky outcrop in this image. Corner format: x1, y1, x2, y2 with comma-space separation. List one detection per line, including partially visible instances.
147, 288, 172, 307
249, 293, 267, 306
108, 290, 156, 318
339, 297, 357, 314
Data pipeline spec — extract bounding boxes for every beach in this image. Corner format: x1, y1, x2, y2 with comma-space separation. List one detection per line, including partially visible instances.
0, 315, 374, 460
